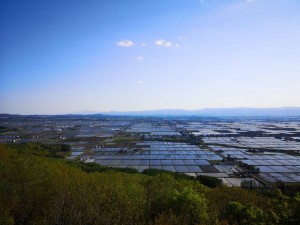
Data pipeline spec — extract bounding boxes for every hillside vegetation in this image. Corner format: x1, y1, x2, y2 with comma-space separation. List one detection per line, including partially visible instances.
0, 143, 299, 225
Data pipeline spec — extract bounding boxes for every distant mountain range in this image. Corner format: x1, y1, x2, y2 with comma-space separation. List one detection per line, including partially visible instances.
1, 107, 300, 117
102, 107, 300, 117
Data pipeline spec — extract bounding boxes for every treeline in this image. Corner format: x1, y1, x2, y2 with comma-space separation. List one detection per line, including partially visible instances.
5, 142, 71, 158
0, 143, 300, 225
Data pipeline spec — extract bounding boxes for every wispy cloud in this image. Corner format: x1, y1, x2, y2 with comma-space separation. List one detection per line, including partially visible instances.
134, 56, 144, 61
141, 43, 147, 47
155, 39, 173, 48
136, 80, 145, 85
117, 40, 134, 47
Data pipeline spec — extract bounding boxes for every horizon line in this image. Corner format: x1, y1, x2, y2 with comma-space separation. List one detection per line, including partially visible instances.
1, 106, 300, 116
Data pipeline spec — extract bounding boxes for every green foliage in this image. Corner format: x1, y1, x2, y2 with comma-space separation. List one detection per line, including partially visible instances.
142, 168, 192, 180
196, 175, 222, 188
290, 193, 300, 224
68, 160, 110, 172
172, 187, 209, 224
0, 212, 14, 225
0, 143, 299, 225
68, 160, 139, 174
6, 142, 71, 158
275, 182, 300, 196
223, 201, 266, 225
114, 166, 139, 174
0, 126, 19, 133
113, 136, 140, 142
143, 168, 170, 176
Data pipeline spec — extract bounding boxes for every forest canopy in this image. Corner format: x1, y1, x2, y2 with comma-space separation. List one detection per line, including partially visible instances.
0, 143, 299, 225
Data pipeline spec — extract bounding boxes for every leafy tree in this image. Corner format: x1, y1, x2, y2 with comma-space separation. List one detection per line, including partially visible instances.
223, 201, 266, 225
172, 187, 209, 225
196, 175, 222, 188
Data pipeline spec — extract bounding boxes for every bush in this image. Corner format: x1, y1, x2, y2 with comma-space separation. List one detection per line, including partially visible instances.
223, 201, 266, 225
196, 175, 222, 188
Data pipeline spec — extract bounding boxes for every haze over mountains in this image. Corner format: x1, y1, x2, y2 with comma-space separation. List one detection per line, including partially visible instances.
102, 107, 300, 117
2, 107, 300, 117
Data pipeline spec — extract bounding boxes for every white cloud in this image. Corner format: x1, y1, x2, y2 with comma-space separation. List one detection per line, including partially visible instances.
175, 44, 180, 47
134, 56, 144, 61
117, 40, 134, 47
136, 80, 145, 85
155, 39, 173, 48
141, 43, 147, 47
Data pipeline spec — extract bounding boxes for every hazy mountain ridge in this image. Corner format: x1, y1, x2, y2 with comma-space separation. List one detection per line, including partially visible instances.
103, 107, 300, 117
1, 107, 300, 117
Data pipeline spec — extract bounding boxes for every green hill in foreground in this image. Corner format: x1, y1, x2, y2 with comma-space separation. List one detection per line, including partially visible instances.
1, 143, 300, 225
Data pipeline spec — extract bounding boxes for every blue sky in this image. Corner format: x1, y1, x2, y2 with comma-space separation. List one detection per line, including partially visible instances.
1, 0, 300, 114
